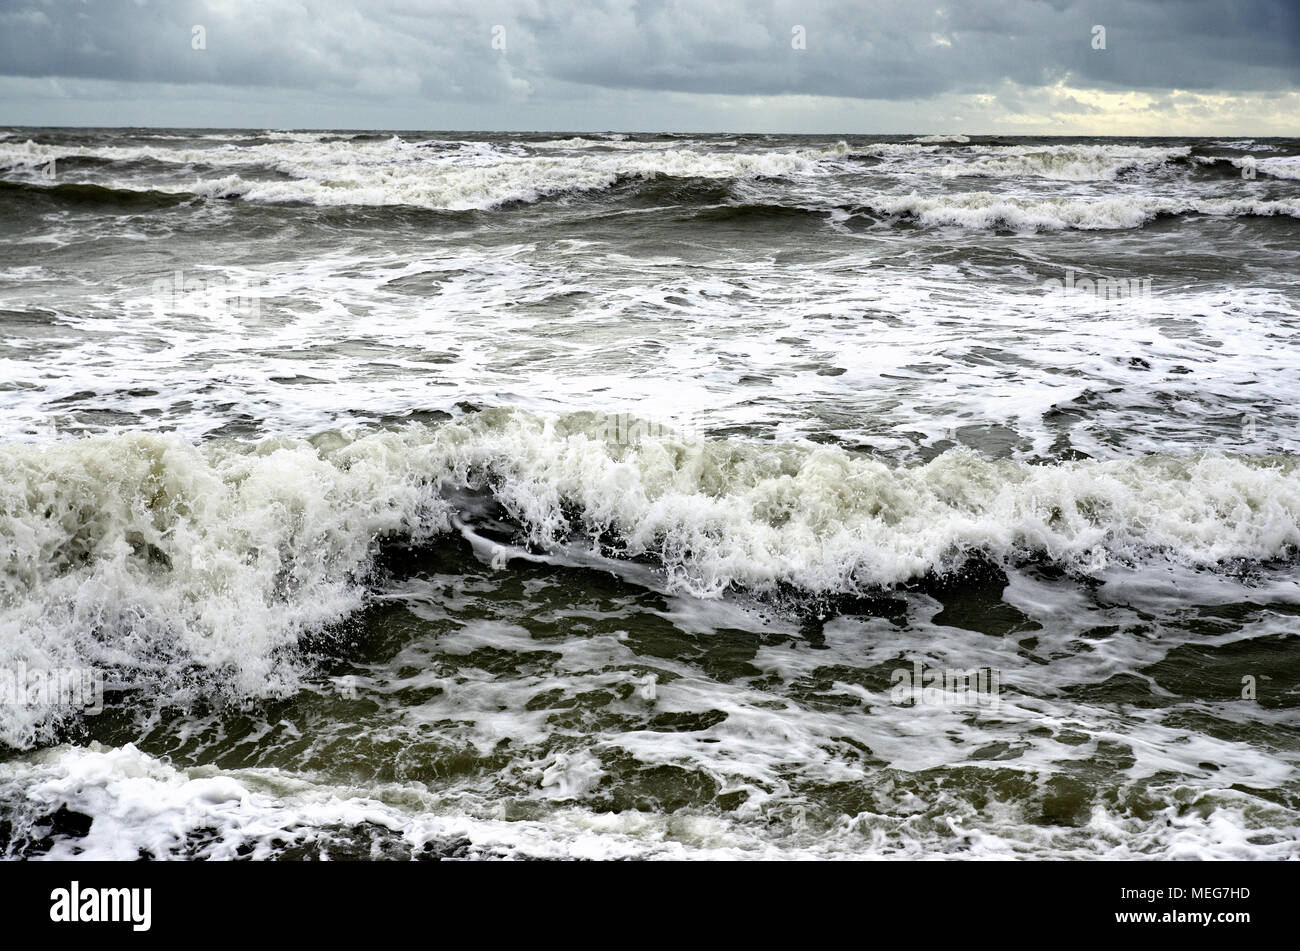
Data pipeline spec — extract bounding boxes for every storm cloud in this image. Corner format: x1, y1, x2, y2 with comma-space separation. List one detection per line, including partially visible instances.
0, 0, 1296, 131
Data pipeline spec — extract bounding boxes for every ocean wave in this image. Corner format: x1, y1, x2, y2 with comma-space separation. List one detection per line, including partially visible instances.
531, 136, 679, 151
2, 744, 708, 860
7, 743, 1295, 859
911, 134, 971, 144
850, 143, 939, 159
3, 410, 1298, 746
0, 179, 192, 210
0, 135, 525, 177
934, 144, 1193, 181
850, 192, 1300, 230
1194, 154, 1300, 180
0, 139, 850, 211
1210, 139, 1280, 152
27, 161, 1292, 225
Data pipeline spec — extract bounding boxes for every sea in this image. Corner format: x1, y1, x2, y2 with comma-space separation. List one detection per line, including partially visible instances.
0, 128, 1298, 859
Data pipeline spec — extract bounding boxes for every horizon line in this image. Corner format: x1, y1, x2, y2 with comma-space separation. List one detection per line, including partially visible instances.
3, 125, 1296, 138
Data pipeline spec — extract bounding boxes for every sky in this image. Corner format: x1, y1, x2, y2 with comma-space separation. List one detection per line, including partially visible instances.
0, 0, 1297, 134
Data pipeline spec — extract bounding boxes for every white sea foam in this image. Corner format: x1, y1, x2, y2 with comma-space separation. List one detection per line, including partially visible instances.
531, 136, 678, 151
2, 412, 1298, 744
0, 428, 452, 745
1202, 154, 1300, 180
851, 143, 938, 158
1255, 156, 1300, 179
4, 742, 1295, 860
0, 137, 850, 210
857, 191, 1300, 229
4, 128, 1299, 861
1211, 139, 1279, 152
934, 144, 1192, 181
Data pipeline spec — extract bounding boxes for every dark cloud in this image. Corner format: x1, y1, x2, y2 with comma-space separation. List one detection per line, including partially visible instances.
0, 0, 1294, 128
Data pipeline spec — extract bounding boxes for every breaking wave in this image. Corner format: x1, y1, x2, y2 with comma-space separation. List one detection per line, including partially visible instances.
0, 137, 850, 211
3, 409, 1298, 745
933, 144, 1193, 181
850, 192, 1300, 230
1194, 153, 1300, 180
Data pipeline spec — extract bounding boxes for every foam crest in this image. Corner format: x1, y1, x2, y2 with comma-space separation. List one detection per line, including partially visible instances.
857, 192, 1300, 229
3, 412, 1299, 745
0, 137, 849, 211
4, 743, 1296, 860
0, 430, 451, 745
935, 144, 1192, 180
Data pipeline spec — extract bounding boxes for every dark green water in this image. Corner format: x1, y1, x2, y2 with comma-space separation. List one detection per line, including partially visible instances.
0, 129, 1298, 858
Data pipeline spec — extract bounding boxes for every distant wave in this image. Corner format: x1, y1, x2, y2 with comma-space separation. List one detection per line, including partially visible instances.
848, 192, 1300, 230
3, 135, 1295, 220
1194, 153, 1300, 180
1211, 139, 1280, 152
6, 177, 1295, 231
531, 136, 679, 150
0, 139, 851, 211
0, 179, 193, 210
933, 144, 1193, 181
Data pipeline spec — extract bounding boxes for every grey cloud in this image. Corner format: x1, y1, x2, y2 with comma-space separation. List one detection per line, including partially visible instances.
0, 0, 1294, 129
